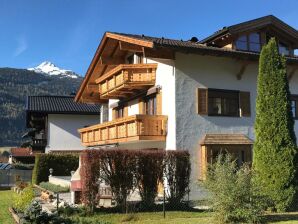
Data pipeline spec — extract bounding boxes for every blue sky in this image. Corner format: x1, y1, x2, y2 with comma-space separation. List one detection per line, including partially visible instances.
0, 0, 297, 76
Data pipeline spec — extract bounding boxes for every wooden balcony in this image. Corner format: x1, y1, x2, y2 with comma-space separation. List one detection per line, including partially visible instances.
79, 114, 167, 146
95, 64, 157, 99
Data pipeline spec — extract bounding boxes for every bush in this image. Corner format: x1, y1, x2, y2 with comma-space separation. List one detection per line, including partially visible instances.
13, 185, 35, 212
23, 200, 72, 224
39, 182, 69, 193
203, 154, 266, 224
135, 150, 164, 208
100, 150, 137, 212
13, 163, 34, 170
32, 154, 79, 185
80, 149, 191, 213
164, 151, 191, 205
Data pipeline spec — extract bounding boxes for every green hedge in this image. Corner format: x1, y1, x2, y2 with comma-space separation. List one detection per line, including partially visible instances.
39, 181, 69, 193
32, 154, 79, 185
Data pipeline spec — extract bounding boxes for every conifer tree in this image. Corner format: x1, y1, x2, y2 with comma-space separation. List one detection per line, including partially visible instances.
253, 38, 297, 211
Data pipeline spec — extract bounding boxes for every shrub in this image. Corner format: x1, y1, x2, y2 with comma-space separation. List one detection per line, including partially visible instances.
164, 151, 191, 205
39, 182, 69, 193
80, 150, 101, 213
100, 150, 137, 212
13, 185, 35, 212
135, 150, 164, 208
23, 200, 72, 224
32, 154, 79, 185
13, 163, 34, 170
254, 38, 298, 211
203, 154, 266, 224
80, 149, 191, 213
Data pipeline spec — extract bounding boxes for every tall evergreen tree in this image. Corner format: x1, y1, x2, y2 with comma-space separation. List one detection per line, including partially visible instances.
254, 38, 297, 211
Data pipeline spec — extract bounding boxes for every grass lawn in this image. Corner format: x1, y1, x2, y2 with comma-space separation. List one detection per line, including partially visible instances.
1, 189, 298, 224
71, 211, 213, 224
0, 190, 14, 224
70, 211, 298, 224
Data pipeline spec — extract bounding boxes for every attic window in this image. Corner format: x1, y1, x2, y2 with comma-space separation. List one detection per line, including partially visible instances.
235, 33, 261, 52
279, 42, 290, 55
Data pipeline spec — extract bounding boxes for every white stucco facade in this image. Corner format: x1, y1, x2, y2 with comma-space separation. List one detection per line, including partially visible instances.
46, 114, 100, 153
99, 52, 298, 199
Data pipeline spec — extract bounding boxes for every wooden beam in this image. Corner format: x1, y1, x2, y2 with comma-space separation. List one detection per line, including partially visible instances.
119, 41, 144, 52
99, 56, 125, 65
106, 32, 154, 48
143, 47, 175, 59
87, 84, 99, 92
81, 96, 108, 104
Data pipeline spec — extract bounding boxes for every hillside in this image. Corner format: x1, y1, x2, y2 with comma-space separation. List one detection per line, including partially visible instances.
0, 67, 83, 146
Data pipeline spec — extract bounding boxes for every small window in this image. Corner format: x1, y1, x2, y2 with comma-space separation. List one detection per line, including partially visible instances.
235, 33, 261, 52
279, 42, 290, 55
127, 55, 134, 64
208, 89, 239, 117
235, 35, 248, 51
291, 95, 298, 119
144, 95, 157, 115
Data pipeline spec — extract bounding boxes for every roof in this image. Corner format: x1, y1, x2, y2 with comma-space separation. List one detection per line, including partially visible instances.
10, 148, 35, 157
27, 95, 101, 115
200, 15, 298, 46
75, 16, 298, 102
200, 134, 253, 145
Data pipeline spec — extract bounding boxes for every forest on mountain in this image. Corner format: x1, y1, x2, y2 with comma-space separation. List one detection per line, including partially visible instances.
0, 68, 83, 146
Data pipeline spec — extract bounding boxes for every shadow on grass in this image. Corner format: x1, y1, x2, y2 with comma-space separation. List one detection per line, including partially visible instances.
264, 212, 298, 223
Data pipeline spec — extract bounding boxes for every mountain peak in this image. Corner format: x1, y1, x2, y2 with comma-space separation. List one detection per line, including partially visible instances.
28, 61, 80, 79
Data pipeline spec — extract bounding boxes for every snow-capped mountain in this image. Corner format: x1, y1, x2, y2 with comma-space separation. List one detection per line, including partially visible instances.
28, 61, 80, 79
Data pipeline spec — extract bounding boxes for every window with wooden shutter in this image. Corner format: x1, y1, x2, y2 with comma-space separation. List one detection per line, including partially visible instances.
197, 88, 208, 115
239, 91, 251, 117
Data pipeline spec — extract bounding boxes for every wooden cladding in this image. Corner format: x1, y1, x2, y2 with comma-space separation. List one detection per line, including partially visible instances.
79, 114, 168, 146
197, 88, 251, 117
95, 63, 157, 99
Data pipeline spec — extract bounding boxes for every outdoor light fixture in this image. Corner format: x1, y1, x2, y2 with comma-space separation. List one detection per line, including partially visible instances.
49, 168, 53, 177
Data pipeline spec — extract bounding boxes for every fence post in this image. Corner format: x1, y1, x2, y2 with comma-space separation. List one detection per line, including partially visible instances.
163, 186, 166, 219
56, 193, 59, 213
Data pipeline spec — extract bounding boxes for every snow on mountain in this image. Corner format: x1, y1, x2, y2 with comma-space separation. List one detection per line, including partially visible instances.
28, 61, 80, 79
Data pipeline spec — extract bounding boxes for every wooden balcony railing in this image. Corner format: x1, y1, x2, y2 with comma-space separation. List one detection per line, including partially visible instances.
95, 64, 157, 99
79, 114, 167, 146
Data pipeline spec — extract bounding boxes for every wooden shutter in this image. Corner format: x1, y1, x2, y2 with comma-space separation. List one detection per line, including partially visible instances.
197, 88, 208, 115
124, 105, 128, 117
139, 99, 144, 114
156, 91, 162, 115
239, 91, 251, 117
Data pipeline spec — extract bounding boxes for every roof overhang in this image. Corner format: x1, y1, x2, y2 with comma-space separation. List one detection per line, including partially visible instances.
200, 15, 298, 48
74, 32, 155, 103
200, 134, 254, 146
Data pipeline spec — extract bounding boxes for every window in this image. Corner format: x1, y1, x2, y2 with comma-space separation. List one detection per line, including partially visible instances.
235, 32, 261, 52
208, 89, 239, 116
197, 88, 251, 117
127, 55, 134, 64
291, 95, 298, 119
279, 42, 290, 55
144, 95, 157, 115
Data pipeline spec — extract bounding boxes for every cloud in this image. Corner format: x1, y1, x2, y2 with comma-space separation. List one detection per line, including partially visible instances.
13, 36, 27, 57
